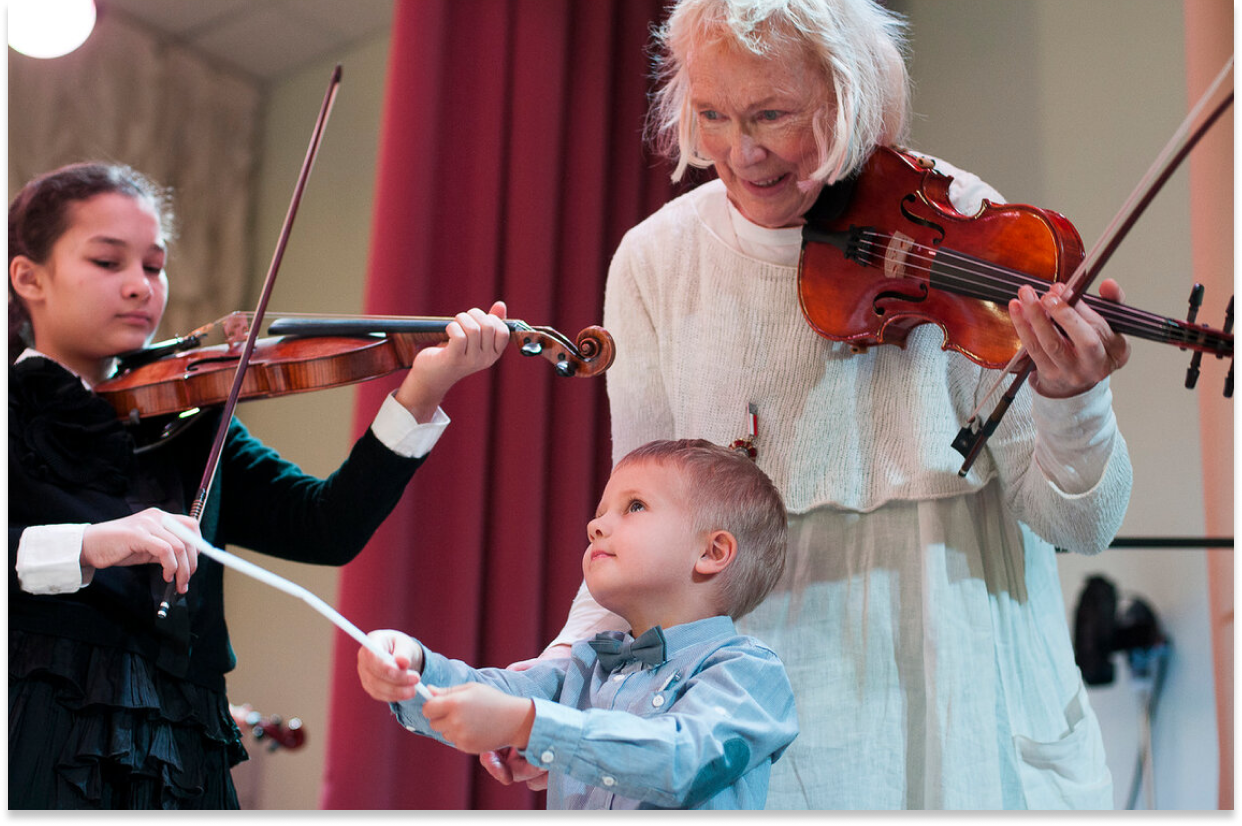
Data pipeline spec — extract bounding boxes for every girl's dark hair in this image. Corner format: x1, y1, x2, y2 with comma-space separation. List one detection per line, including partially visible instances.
8, 162, 174, 363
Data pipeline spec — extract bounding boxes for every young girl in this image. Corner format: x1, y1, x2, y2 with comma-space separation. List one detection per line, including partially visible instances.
8, 162, 510, 809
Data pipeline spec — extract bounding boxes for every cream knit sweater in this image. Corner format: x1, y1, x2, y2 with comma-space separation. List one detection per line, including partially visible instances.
602, 176, 1130, 551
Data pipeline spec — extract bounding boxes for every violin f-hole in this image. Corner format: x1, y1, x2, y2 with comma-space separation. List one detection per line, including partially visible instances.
900, 195, 946, 246
873, 281, 930, 316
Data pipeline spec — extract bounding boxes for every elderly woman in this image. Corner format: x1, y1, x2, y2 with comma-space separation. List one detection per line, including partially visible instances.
492, 0, 1132, 810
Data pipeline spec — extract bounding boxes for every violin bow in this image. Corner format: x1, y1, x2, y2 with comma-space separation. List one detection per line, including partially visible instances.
157, 65, 343, 620
952, 56, 1234, 477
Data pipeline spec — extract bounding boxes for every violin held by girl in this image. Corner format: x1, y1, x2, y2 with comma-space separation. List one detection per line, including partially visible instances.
8, 161, 509, 809
95, 311, 615, 422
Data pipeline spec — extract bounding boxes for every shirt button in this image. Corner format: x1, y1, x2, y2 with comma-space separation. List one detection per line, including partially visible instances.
540, 750, 555, 765
612, 674, 624, 682
602, 776, 616, 787
652, 695, 666, 708
405, 725, 417, 732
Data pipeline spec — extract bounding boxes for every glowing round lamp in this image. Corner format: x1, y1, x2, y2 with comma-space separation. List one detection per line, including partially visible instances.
8, 0, 97, 59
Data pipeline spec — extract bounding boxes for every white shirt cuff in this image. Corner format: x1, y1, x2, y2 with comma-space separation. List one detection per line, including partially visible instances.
370, 392, 450, 459
15, 397, 445, 595
16, 524, 91, 594
1031, 379, 1118, 494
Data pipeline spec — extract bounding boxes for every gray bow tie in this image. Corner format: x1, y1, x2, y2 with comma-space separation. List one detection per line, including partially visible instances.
589, 626, 667, 673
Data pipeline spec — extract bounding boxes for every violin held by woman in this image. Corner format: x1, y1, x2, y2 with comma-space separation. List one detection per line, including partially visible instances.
798, 145, 1232, 374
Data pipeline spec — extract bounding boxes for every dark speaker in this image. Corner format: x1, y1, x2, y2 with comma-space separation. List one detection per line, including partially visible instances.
1074, 574, 1119, 686
1073, 574, 1167, 686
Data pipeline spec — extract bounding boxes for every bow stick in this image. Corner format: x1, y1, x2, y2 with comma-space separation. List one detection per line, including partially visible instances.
953, 56, 1234, 476
157, 65, 343, 619
161, 517, 434, 700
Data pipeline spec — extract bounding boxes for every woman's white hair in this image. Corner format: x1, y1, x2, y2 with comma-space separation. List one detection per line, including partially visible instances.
648, 0, 911, 185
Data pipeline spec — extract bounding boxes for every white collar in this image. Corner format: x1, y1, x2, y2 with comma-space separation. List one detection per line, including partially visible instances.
694, 179, 803, 267
16, 348, 94, 390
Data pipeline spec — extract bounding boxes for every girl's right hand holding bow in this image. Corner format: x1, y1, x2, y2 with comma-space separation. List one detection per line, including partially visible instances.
81, 508, 200, 593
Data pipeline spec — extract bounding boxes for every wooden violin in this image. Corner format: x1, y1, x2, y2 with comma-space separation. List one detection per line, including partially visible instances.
798, 145, 1233, 371
97, 314, 615, 421
230, 703, 306, 752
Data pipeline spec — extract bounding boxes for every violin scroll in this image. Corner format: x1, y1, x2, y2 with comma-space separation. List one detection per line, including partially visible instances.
230, 703, 306, 752
512, 322, 615, 377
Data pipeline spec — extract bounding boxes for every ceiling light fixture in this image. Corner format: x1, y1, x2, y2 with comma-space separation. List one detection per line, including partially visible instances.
8, 0, 97, 59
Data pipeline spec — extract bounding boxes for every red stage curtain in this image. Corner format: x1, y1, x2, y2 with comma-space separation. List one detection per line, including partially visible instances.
320, 0, 681, 809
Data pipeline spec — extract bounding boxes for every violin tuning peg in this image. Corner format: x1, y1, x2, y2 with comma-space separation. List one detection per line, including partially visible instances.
1182, 285, 1206, 389
1186, 351, 1203, 389
1217, 298, 1233, 397
1185, 283, 1205, 324
520, 339, 543, 357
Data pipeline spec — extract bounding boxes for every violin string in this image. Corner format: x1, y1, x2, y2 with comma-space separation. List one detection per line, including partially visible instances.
228, 310, 463, 324
865, 238, 1221, 350
851, 226, 1227, 347
938, 251, 1224, 347
937, 254, 1226, 348
847, 229, 1225, 350
926, 246, 1207, 345
848, 228, 1143, 324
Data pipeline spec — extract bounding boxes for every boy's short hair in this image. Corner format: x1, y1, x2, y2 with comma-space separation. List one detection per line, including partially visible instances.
616, 439, 787, 619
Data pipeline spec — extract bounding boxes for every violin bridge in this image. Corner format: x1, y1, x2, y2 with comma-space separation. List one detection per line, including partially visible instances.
883, 232, 916, 280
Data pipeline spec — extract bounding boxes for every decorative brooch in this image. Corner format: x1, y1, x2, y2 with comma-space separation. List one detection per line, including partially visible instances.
730, 403, 758, 460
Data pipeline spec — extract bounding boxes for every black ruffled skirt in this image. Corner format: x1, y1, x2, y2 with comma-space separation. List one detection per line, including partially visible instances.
9, 629, 248, 809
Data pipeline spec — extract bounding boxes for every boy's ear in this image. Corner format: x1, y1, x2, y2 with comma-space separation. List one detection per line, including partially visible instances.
695, 530, 737, 576
10, 256, 45, 302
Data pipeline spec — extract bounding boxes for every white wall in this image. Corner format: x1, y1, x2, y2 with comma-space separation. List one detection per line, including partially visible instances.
222, 32, 390, 810
898, 0, 1226, 809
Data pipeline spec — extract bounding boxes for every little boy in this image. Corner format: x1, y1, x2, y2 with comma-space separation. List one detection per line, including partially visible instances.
357, 438, 797, 809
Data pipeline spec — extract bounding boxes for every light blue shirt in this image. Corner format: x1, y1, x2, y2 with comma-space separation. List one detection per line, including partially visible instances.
391, 615, 798, 809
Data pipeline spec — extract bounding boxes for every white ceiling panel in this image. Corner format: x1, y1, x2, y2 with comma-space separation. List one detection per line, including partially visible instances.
98, 0, 394, 81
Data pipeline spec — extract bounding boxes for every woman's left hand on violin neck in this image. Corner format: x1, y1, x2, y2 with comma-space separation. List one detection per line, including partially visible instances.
394, 301, 510, 423
1009, 278, 1132, 399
